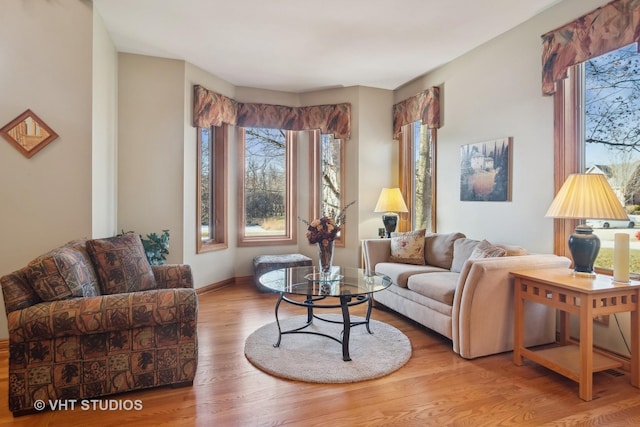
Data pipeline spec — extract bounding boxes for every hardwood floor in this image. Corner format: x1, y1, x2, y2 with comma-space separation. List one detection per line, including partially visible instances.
2, 281, 640, 426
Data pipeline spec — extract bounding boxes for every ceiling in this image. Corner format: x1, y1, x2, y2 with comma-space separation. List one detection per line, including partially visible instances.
94, 0, 561, 93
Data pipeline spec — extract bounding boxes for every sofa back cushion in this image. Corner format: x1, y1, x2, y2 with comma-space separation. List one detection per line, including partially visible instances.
87, 233, 157, 295
389, 229, 426, 265
424, 232, 466, 269
26, 246, 97, 301
451, 238, 481, 273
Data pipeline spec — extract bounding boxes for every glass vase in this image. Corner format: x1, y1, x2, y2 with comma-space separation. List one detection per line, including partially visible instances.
317, 240, 334, 275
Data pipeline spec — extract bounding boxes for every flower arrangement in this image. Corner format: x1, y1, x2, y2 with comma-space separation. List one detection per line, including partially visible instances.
300, 201, 356, 245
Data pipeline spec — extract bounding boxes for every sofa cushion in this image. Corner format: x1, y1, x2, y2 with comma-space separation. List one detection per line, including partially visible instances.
62, 238, 101, 296
0, 268, 42, 312
389, 229, 426, 265
375, 262, 447, 288
406, 272, 460, 306
451, 238, 481, 273
26, 246, 96, 301
469, 239, 507, 259
424, 232, 466, 269
87, 234, 157, 295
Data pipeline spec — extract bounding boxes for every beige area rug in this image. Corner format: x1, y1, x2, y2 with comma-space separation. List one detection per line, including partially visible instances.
244, 314, 412, 383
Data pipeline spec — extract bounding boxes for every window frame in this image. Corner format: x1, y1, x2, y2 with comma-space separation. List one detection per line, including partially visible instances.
309, 130, 347, 247
196, 124, 228, 253
398, 122, 437, 233
236, 126, 298, 246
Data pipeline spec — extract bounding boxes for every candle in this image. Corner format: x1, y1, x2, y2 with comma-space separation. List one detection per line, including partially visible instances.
613, 233, 630, 283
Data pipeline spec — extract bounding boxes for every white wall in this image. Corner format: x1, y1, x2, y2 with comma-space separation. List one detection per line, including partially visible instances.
0, 0, 94, 338
92, 8, 118, 239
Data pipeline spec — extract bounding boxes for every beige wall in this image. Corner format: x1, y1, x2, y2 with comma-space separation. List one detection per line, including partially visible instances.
394, 0, 610, 253
0, 0, 94, 338
117, 54, 185, 264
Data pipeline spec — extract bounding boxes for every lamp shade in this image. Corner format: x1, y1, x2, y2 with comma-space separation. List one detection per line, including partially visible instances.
374, 188, 408, 213
545, 173, 627, 220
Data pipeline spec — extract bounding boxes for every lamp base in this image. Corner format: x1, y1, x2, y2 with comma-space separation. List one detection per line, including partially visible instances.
568, 225, 600, 275
382, 214, 398, 238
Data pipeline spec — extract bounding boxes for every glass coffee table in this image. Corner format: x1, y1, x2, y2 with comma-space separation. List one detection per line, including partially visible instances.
258, 266, 393, 361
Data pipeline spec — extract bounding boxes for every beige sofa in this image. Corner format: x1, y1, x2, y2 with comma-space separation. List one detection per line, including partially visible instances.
362, 232, 571, 359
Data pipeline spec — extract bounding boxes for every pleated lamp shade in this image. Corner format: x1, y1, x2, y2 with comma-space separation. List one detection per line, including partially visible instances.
545, 173, 627, 275
374, 188, 408, 213
545, 174, 627, 220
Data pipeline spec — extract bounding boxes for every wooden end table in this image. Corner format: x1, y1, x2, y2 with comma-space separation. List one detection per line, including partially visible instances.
511, 268, 640, 401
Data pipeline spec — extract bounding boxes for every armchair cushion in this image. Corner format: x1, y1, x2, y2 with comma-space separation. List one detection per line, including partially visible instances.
7, 288, 197, 343
87, 234, 157, 295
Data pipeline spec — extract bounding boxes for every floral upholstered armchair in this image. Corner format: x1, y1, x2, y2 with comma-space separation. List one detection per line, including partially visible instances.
0, 234, 198, 416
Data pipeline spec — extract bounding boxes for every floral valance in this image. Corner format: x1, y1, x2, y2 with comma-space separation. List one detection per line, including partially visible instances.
193, 85, 351, 140
541, 0, 640, 96
392, 87, 440, 139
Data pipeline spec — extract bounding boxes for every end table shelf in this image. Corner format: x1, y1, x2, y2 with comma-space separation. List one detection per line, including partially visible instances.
511, 268, 640, 401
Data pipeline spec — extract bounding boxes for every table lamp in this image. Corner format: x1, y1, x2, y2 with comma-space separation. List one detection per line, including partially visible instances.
545, 173, 628, 275
374, 188, 408, 238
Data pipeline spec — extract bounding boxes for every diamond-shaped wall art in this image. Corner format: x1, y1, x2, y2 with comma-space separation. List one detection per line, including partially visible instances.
0, 109, 58, 158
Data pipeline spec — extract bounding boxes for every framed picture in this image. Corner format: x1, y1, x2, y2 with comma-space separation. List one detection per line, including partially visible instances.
460, 137, 512, 202
0, 109, 58, 158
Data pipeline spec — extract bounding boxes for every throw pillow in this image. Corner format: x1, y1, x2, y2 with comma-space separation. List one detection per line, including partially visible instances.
450, 238, 481, 273
26, 247, 93, 301
469, 239, 507, 259
87, 233, 157, 295
389, 229, 426, 265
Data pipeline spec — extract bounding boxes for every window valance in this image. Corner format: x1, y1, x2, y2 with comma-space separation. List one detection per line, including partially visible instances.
392, 87, 440, 139
541, 0, 640, 96
192, 85, 351, 140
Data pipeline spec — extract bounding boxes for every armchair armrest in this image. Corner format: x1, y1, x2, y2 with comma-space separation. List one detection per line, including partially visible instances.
7, 287, 198, 343
362, 239, 392, 271
452, 254, 571, 359
151, 264, 194, 289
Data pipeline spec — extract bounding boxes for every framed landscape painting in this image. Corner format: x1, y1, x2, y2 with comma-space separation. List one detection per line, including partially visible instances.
460, 137, 512, 202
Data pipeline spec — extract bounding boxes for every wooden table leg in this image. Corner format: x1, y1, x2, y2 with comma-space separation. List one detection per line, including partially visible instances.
631, 296, 640, 388
578, 296, 594, 401
513, 278, 524, 366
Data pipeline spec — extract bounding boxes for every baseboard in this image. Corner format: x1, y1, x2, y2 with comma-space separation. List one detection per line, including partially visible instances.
196, 275, 254, 295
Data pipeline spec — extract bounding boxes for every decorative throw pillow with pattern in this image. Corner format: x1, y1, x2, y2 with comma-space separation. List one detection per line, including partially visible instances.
389, 229, 426, 265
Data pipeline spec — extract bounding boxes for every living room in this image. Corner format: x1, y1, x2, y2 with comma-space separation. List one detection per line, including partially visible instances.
1, 0, 639, 424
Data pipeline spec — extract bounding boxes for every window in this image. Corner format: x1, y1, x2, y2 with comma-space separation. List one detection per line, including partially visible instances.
399, 121, 436, 232
310, 131, 346, 246
197, 125, 227, 253
237, 127, 297, 246
557, 42, 640, 275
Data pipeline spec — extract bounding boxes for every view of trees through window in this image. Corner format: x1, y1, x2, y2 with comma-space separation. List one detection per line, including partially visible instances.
243, 127, 287, 237
199, 127, 212, 240
410, 121, 433, 231
584, 43, 640, 272
320, 134, 342, 217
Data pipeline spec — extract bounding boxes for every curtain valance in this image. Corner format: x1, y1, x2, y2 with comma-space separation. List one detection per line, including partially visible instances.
541, 0, 640, 96
192, 85, 351, 140
392, 87, 440, 139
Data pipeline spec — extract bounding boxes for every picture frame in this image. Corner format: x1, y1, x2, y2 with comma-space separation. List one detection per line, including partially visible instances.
460, 137, 512, 202
0, 109, 58, 158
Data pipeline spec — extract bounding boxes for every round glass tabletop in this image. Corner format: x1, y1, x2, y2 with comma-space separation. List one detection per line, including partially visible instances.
258, 266, 392, 297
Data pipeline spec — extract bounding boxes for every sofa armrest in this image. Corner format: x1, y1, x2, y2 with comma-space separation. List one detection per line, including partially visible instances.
452, 254, 571, 359
362, 239, 392, 271
7, 287, 198, 343
151, 264, 194, 289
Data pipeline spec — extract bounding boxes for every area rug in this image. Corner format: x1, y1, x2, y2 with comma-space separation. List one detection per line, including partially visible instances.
244, 314, 412, 383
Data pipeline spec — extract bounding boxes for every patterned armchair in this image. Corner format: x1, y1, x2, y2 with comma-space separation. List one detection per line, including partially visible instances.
0, 234, 198, 416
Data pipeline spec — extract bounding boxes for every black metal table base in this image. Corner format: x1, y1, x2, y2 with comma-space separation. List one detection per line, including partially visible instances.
272, 291, 374, 361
